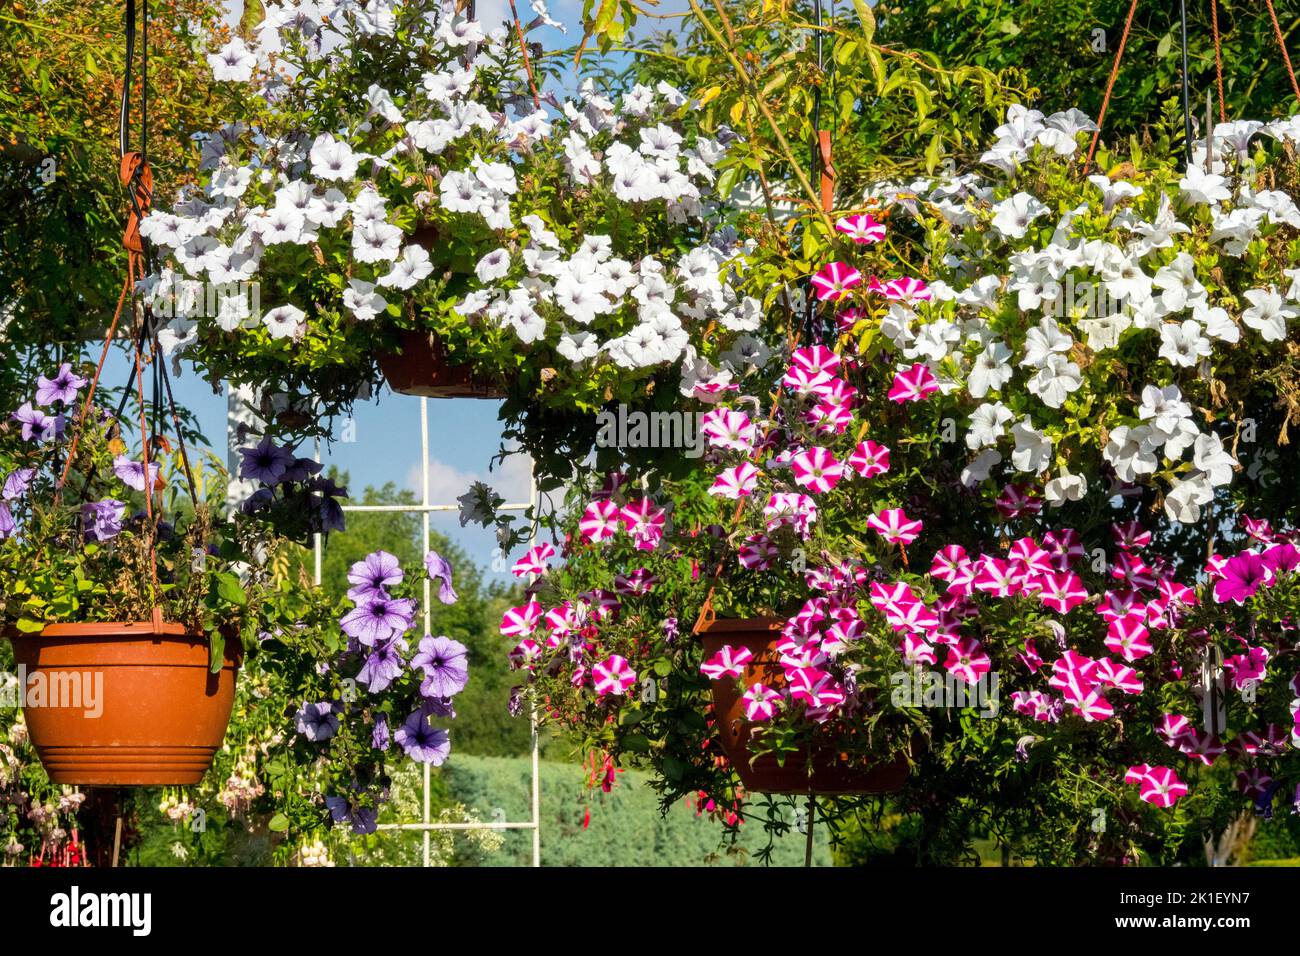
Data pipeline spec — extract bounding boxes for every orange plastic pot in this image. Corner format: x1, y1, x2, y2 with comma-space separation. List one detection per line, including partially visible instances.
6, 621, 240, 786
377, 330, 503, 399
700, 617, 909, 795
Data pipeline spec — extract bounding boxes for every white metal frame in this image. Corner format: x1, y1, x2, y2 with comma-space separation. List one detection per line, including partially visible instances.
291, 392, 542, 867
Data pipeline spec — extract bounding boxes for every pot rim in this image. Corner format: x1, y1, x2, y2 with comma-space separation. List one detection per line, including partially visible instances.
37, 620, 196, 639
696, 615, 785, 636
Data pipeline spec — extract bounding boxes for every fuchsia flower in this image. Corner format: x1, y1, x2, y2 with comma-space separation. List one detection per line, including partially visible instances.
710, 463, 759, 499
867, 507, 922, 545
1223, 646, 1271, 690
805, 401, 854, 435
882, 276, 931, 303
810, 261, 863, 302
835, 213, 886, 244
737, 533, 777, 570
1135, 766, 1189, 807
1262, 541, 1300, 573
1048, 650, 1099, 701
972, 557, 1020, 597
944, 637, 991, 684
500, 600, 543, 638
700, 407, 756, 452
1157, 713, 1195, 747
700, 644, 754, 680
847, 440, 890, 478
1213, 551, 1271, 604
511, 542, 556, 577
1043, 529, 1085, 569
1242, 516, 1275, 543
787, 667, 845, 712
592, 655, 637, 696
790, 446, 843, 493
579, 499, 621, 543
742, 683, 783, 721
887, 363, 939, 403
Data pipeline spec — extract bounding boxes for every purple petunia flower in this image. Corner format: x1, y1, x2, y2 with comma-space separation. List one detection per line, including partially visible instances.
393, 711, 451, 765
295, 701, 340, 742
421, 696, 456, 718
424, 550, 458, 604
355, 637, 406, 693
1213, 552, 1272, 605
325, 794, 379, 835
411, 634, 469, 698
371, 715, 391, 752
339, 595, 415, 646
281, 457, 323, 483
12, 403, 63, 443
0, 503, 14, 540
238, 436, 294, 485
316, 495, 346, 533
113, 455, 160, 492
81, 499, 125, 542
347, 550, 403, 602
35, 364, 88, 406
2, 468, 35, 501
508, 685, 524, 717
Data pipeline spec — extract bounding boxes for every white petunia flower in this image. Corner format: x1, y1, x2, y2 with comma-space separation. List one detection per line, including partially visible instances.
1241, 287, 1297, 342
377, 244, 433, 290
966, 402, 1013, 449
263, 304, 306, 340
1158, 319, 1212, 367
991, 191, 1049, 239
343, 280, 388, 321
1026, 353, 1082, 408
208, 38, 257, 83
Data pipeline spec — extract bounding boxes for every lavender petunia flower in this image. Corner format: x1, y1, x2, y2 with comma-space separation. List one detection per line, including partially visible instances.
0, 503, 14, 539
295, 701, 340, 741
411, 634, 469, 698
424, 550, 458, 604
238, 435, 294, 485
393, 711, 451, 765
2, 468, 35, 501
12, 403, 62, 443
347, 550, 403, 602
324, 794, 379, 835
339, 595, 415, 646
355, 637, 406, 693
35, 364, 88, 406
81, 499, 125, 542
421, 696, 456, 719
371, 715, 391, 752
113, 455, 160, 492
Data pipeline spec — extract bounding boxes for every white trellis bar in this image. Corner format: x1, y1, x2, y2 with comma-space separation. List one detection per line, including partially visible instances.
230, 385, 542, 867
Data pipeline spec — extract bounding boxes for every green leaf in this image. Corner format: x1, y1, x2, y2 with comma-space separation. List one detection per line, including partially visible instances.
1156, 33, 1173, 59
851, 0, 876, 44
214, 571, 247, 606
268, 813, 289, 833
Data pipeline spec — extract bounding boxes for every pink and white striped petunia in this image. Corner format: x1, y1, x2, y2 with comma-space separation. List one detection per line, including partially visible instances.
579, 499, 621, 544
1104, 614, 1154, 662
1037, 571, 1089, 613
1178, 730, 1225, 766
804, 401, 854, 436
1095, 657, 1144, 695
901, 633, 938, 666
738, 533, 778, 571
508, 638, 542, 670
883, 276, 931, 303
709, 462, 760, 499
790, 446, 844, 494
700, 644, 754, 680
1112, 520, 1152, 550
810, 261, 863, 302
500, 599, 543, 637
835, 213, 886, 245
1237, 768, 1274, 800
1157, 713, 1195, 747
764, 493, 818, 538
972, 557, 1020, 598
847, 440, 891, 478
620, 498, 667, 551
867, 507, 922, 545
1067, 688, 1115, 722
511, 542, 557, 578
1124, 764, 1153, 785
944, 636, 991, 684
741, 683, 783, 721
700, 407, 756, 453
790, 345, 842, 378
887, 363, 939, 403
1137, 766, 1189, 807
592, 655, 637, 696
613, 567, 659, 596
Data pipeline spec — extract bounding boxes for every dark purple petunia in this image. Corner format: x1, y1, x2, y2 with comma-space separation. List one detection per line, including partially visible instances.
35, 363, 88, 406
315, 494, 346, 533
347, 550, 403, 602
424, 550, 458, 604
1213, 552, 1272, 605
238, 435, 294, 485
339, 595, 415, 646
411, 634, 469, 698
324, 794, 379, 835
356, 637, 406, 693
282, 457, 323, 483
81, 499, 125, 542
12, 403, 63, 443
421, 696, 456, 718
240, 487, 275, 514
2, 468, 35, 501
508, 685, 524, 717
393, 710, 451, 765
294, 701, 340, 741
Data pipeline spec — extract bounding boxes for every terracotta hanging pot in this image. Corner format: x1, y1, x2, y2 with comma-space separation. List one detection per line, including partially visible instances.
7, 620, 240, 787
377, 329, 504, 399
700, 616, 909, 795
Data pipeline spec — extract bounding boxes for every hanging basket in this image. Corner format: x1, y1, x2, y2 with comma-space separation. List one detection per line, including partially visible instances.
700, 617, 909, 795
377, 330, 504, 399
6, 620, 240, 786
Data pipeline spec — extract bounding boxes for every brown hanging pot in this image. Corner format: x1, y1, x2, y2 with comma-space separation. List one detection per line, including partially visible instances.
376, 329, 504, 399
6, 618, 240, 786
699, 616, 909, 795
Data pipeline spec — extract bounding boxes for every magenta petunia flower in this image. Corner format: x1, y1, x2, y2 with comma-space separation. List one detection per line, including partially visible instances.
592, 655, 636, 696
700, 644, 753, 680
790, 446, 842, 494
834, 213, 886, 244
742, 683, 783, 721
1213, 551, 1271, 604
809, 261, 862, 302
866, 507, 922, 545
887, 363, 939, 403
